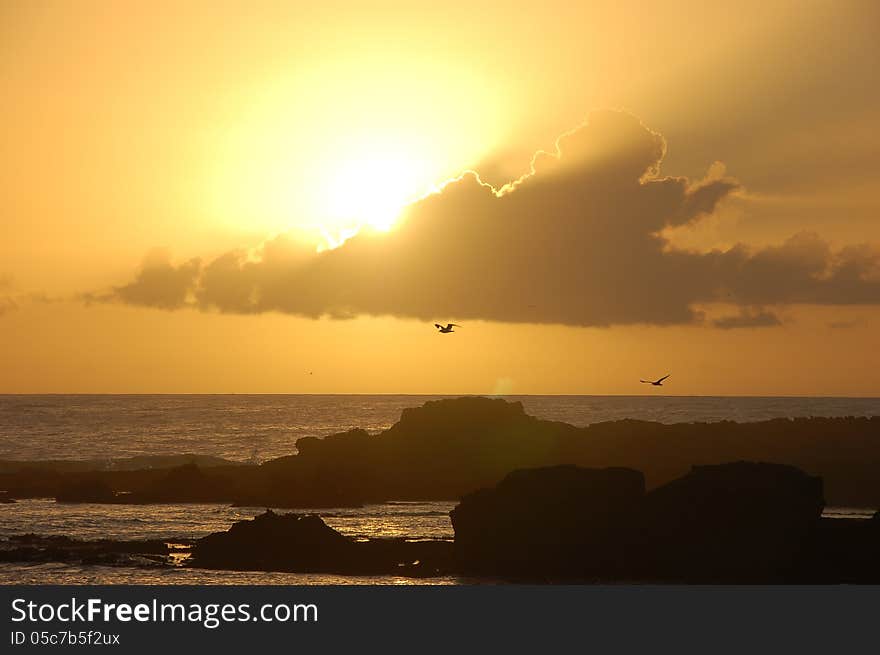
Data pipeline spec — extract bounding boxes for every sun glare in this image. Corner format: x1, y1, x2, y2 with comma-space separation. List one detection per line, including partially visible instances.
204, 56, 506, 247
319, 148, 427, 233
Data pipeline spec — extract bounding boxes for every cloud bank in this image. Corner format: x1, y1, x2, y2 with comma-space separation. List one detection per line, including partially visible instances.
712, 308, 782, 330
100, 111, 880, 327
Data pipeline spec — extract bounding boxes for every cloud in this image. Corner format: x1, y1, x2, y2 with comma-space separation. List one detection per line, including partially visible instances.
716, 234, 880, 306
0, 275, 59, 317
712, 308, 782, 329
87, 249, 201, 310
98, 110, 880, 327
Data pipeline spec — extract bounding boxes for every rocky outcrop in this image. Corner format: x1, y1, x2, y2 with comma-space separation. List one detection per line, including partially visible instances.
639, 462, 824, 582
0, 534, 184, 567
259, 400, 880, 506
299, 398, 569, 500
5, 458, 876, 582
191, 510, 452, 576
193, 511, 355, 571
55, 478, 117, 503
124, 462, 233, 503
450, 462, 830, 582
4, 397, 880, 507
451, 465, 644, 578
51, 464, 235, 505
796, 516, 880, 583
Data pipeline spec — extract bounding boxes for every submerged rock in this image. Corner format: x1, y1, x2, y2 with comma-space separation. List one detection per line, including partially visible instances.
0, 533, 181, 568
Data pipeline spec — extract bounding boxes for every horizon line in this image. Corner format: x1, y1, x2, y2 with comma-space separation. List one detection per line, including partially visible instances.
1, 392, 879, 400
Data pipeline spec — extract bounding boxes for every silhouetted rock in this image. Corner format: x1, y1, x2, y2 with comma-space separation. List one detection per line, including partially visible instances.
5, 398, 880, 508
0, 533, 183, 568
126, 462, 232, 503
451, 465, 645, 578
640, 462, 825, 582
191, 510, 453, 576
194, 510, 354, 571
261, 397, 578, 505
56, 478, 117, 503
248, 429, 372, 507
450, 461, 835, 582
0, 491, 14, 503
796, 517, 880, 583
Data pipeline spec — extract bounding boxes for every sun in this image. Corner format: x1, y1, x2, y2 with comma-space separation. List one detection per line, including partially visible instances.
320, 148, 426, 233
203, 58, 506, 246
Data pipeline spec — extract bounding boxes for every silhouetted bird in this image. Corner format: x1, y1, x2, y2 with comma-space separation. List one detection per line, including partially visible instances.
640, 374, 670, 386
435, 323, 459, 333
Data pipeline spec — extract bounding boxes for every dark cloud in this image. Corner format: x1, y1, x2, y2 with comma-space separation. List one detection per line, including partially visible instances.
712, 308, 782, 329
99, 110, 880, 327
715, 234, 880, 306
88, 250, 201, 310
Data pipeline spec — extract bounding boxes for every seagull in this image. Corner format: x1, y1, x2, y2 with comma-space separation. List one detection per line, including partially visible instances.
434, 323, 459, 333
640, 374, 670, 386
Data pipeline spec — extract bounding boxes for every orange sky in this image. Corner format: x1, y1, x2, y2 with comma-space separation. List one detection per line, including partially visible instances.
1, 0, 879, 394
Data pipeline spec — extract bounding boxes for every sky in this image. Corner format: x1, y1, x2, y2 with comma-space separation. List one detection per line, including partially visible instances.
1, 0, 879, 395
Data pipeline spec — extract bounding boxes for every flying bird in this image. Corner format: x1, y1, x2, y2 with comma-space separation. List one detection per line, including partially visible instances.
640, 374, 670, 386
434, 323, 459, 333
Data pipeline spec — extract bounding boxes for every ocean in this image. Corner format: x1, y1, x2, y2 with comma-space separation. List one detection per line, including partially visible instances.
1, 394, 879, 584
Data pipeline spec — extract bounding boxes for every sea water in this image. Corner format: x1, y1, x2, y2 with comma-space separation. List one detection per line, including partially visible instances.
1, 394, 878, 584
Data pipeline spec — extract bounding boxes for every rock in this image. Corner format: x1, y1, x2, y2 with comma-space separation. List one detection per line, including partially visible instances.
395, 396, 528, 433
249, 429, 373, 507
55, 478, 117, 503
797, 516, 880, 583
451, 461, 831, 582
250, 397, 580, 506
191, 510, 453, 576
0, 491, 15, 503
450, 465, 645, 578
126, 462, 232, 503
7, 398, 880, 509
0, 534, 177, 567
640, 461, 825, 582
193, 511, 357, 571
